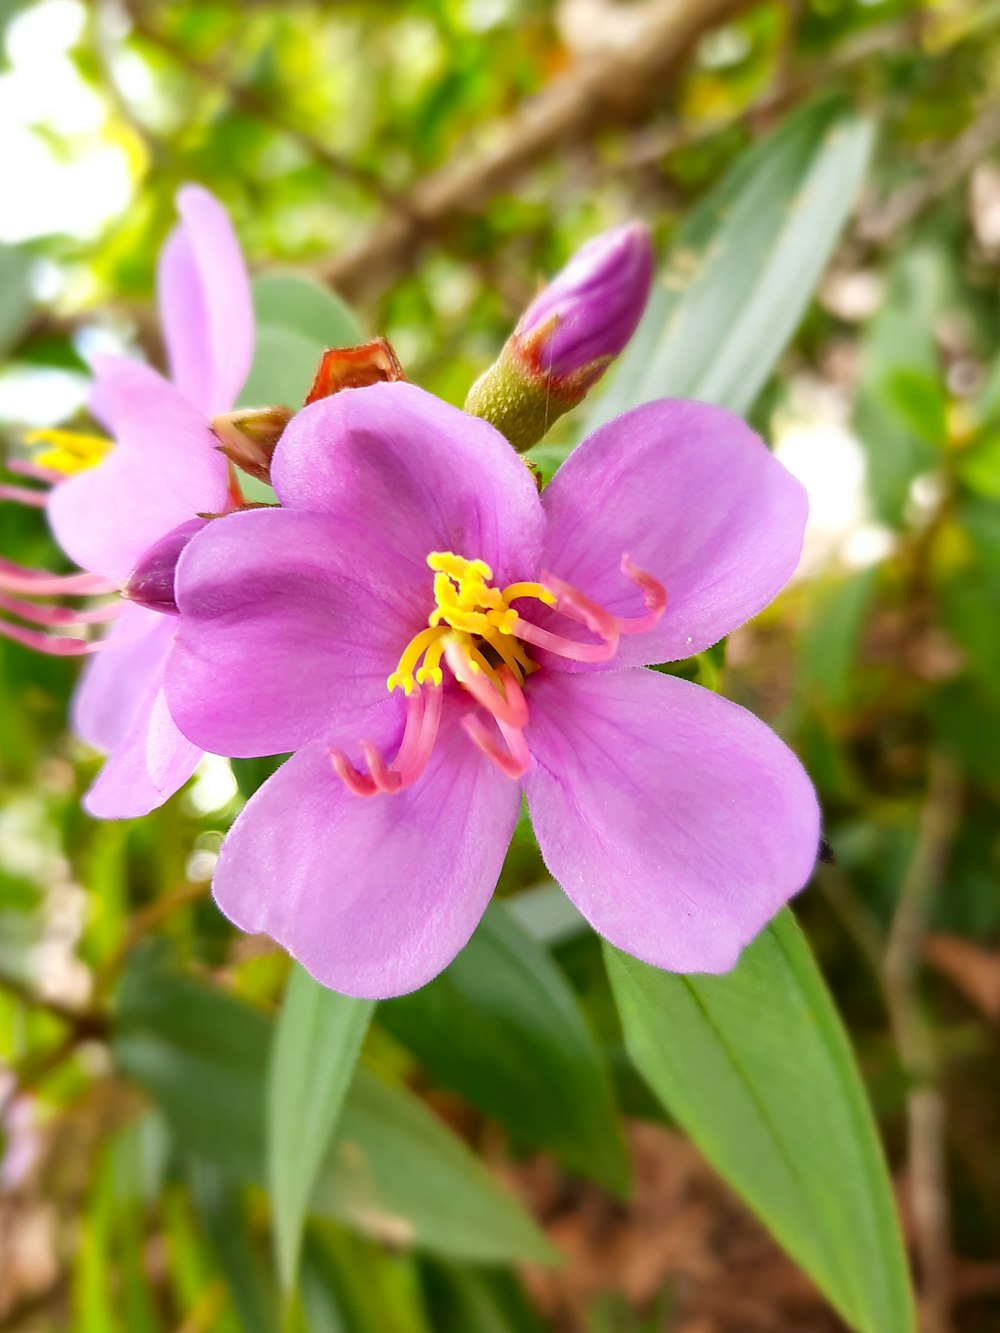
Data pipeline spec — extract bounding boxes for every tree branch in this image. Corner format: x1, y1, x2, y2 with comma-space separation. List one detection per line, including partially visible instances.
317, 0, 760, 303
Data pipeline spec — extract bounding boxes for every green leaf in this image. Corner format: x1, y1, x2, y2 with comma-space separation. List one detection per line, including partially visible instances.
114, 950, 552, 1266
190, 1159, 279, 1333
114, 946, 269, 1181
269, 965, 373, 1289
586, 99, 874, 429
240, 272, 363, 409
381, 903, 628, 1194
314, 1066, 559, 1266
0, 243, 32, 357
605, 911, 914, 1333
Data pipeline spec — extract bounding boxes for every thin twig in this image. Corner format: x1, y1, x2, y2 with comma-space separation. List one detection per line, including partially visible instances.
884, 750, 963, 1333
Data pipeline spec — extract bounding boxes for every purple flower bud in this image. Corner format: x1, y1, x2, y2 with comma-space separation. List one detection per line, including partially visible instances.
514, 223, 654, 383
122, 517, 209, 615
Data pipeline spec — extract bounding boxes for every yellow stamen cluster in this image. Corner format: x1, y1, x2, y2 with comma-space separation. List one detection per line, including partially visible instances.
26, 429, 112, 476
387, 551, 555, 695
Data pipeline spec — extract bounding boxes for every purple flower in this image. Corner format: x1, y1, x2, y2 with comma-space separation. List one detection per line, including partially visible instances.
514, 223, 655, 383
165, 381, 820, 999
0, 186, 253, 817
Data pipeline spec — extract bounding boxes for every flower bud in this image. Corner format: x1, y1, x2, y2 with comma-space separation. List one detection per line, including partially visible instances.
122, 518, 208, 615
465, 223, 654, 451
211, 406, 293, 485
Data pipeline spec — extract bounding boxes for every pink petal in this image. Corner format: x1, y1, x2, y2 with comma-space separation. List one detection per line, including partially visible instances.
167, 507, 429, 758
84, 688, 202, 820
73, 603, 202, 818
158, 185, 253, 416
271, 381, 546, 587
48, 359, 230, 582
73, 601, 175, 751
539, 400, 807, 668
524, 668, 819, 973
211, 708, 521, 998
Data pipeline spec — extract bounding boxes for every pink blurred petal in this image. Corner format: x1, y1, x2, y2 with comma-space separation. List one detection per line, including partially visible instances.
271, 381, 546, 589
524, 668, 819, 973
75, 604, 202, 818
539, 400, 807, 669
212, 708, 520, 998
48, 359, 229, 583
158, 185, 253, 417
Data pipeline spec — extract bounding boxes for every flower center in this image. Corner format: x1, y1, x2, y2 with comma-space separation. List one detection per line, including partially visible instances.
330, 548, 668, 798
386, 551, 554, 698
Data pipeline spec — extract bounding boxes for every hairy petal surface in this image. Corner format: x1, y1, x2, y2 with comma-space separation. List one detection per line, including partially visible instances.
48, 358, 229, 583
211, 709, 520, 998
540, 400, 807, 668
524, 668, 819, 973
272, 381, 546, 586
168, 507, 430, 758
157, 185, 253, 417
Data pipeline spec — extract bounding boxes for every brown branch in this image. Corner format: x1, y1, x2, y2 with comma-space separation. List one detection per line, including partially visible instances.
884, 751, 963, 1333
317, 0, 761, 304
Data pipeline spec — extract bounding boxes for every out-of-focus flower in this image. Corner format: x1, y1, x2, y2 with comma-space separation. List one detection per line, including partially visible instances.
165, 381, 819, 999
465, 223, 654, 451
0, 186, 254, 816
0, 1070, 40, 1192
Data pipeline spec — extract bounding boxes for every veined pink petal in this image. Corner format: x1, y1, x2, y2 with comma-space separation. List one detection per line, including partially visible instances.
271, 381, 547, 588
168, 507, 428, 758
48, 359, 230, 583
524, 668, 819, 973
539, 399, 807, 669
211, 709, 520, 998
158, 185, 253, 417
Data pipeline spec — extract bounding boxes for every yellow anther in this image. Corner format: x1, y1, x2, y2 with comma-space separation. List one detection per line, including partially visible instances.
387, 625, 447, 694
387, 551, 558, 697
26, 429, 112, 476
502, 581, 556, 607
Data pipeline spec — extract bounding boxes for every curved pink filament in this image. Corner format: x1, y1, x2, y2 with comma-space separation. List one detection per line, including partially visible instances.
0, 619, 110, 656
0, 591, 119, 628
0, 560, 116, 597
6, 460, 60, 484
616, 554, 667, 634
330, 685, 443, 798
513, 614, 618, 663
0, 484, 47, 508
461, 713, 531, 780
444, 640, 529, 728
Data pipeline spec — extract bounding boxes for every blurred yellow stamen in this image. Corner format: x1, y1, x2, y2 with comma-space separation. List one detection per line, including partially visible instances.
26, 429, 112, 476
387, 551, 554, 696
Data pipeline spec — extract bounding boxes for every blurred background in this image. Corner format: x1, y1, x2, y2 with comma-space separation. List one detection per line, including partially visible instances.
2, 0, 1000, 1329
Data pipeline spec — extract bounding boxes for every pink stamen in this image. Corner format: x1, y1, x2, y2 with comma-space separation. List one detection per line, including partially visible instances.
329, 751, 378, 797
461, 713, 532, 780
444, 640, 529, 728
0, 484, 47, 508
330, 685, 443, 798
616, 554, 667, 633
6, 459, 60, 484
513, 615, 619, 663
0, 560, 116, 597
0, 619, 110, 657
0, 592, 119, 629
513, 555, 666, 662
